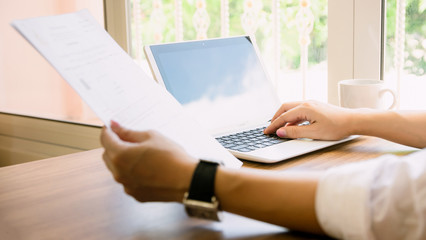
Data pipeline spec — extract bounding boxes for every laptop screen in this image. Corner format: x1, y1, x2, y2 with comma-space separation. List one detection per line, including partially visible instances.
148, 36, 280, 134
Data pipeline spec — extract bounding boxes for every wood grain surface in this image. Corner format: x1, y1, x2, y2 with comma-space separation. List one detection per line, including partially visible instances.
0, 136, 417, 240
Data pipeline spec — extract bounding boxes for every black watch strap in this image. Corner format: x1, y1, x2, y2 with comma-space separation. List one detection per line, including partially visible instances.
187, 160, 219, 203
183, 160, 222, 221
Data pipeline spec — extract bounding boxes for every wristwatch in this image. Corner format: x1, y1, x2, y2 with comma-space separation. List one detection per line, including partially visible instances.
183, 159, 222, 221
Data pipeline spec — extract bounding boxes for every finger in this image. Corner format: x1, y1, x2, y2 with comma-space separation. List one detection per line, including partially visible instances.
275, 124, 318, 139
265, 106, 310, 134
277, 126, 310, 138
110, 120, 152, 143
102, 151, 116, 174
124, 186, 149, 202
103, 150, 136, 185
102, 150, 125, 183
270, 102, 303, 122
100, 127, 124, 154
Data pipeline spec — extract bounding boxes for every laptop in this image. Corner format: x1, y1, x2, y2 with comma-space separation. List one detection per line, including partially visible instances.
144, 36, 355, 163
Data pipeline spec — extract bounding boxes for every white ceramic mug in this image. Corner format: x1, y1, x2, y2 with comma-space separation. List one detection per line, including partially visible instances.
338, 79, 397, 109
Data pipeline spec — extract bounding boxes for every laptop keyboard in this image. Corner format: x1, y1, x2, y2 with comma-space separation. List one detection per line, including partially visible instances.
215, 127, 289, 153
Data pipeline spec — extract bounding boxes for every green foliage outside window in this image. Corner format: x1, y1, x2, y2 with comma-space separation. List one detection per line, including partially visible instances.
132, 0, 424, 75
133, 0, 327, 71
386, 0, 426, 76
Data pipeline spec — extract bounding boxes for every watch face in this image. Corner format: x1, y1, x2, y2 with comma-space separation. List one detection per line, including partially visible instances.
183, 194, 222, 221
185, 206, 221, 221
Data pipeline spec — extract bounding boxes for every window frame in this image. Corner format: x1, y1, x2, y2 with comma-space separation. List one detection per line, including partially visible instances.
328, 0, 383, 105
103, 0, 130, 52
0, 112, 101, 166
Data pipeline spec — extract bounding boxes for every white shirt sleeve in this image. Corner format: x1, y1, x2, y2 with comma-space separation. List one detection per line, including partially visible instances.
316, 149, 426, 240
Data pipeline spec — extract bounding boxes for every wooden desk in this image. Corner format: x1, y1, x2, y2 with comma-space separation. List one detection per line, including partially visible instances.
0, 136, 416, 240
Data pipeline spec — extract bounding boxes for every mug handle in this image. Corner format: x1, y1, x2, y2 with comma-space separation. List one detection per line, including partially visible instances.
379, 88, 397, 110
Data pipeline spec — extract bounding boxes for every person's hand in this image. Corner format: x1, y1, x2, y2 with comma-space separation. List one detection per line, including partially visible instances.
100, 121, 198, 203
264, 101, 354, 140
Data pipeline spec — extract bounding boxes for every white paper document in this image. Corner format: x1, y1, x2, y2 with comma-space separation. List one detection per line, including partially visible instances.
12, 9, 241, 168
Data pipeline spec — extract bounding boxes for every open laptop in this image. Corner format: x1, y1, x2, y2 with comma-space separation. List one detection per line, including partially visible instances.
144, 36, 355, 163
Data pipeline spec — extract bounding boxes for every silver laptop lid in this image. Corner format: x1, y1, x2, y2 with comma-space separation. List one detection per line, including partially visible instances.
145, 36, 281, 135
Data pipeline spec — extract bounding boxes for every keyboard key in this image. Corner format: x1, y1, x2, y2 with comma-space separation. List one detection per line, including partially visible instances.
216, 127, 289, 153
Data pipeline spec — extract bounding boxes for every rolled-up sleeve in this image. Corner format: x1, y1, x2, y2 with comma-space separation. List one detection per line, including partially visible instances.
316, 150, 426, 240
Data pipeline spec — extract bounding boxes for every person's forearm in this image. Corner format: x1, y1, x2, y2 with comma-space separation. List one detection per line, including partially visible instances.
215, 167, 325, 234
348, 110, 426, 148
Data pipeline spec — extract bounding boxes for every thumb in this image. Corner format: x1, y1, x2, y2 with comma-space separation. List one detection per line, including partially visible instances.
110, 120, 150, 143
276, 125, 317, 139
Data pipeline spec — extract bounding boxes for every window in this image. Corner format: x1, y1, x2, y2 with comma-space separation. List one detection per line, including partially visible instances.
384, 0, 426, 109
128, 0, 329, 102
5, 0, 413, 124
3, 0, 421, 125
125, 0, 425, 109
